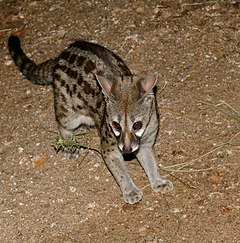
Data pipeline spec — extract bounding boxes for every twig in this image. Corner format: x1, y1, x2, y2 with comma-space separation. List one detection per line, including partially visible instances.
163, 167, 212, 173
158, 81, 168, 95
164, 144, 222, 171
77, 149, 90, 166
182, 1, 218, 7
79, 145, 101, 155
170, 174, 196, 189
199, 100, 240, 122
216, 100, 240, 120
0, 28, 11, 32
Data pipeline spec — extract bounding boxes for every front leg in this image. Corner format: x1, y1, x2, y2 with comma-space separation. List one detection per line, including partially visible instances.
136, 146, 173, 193
101, 142, 143, 204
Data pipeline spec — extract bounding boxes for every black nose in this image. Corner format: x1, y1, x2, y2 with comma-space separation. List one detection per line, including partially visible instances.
122, 146, 132, 154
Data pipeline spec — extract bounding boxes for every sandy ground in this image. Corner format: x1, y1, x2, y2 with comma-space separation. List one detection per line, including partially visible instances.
0, 0, 240, 242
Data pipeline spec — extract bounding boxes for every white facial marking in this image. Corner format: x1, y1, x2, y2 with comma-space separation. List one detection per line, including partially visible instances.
118, 142, 138, 153
118, 143, 124, 151
135, 128, 145, 137
131, 144, 139, 152
112, 129, 120, 137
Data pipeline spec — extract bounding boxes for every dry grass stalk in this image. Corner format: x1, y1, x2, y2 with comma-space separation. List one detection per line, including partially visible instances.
162, 100, 240, 173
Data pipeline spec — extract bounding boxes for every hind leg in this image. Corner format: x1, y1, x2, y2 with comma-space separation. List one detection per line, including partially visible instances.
57, 115, 82, 160
56, 111, 95, 160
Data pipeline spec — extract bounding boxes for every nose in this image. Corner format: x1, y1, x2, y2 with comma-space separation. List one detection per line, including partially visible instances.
122, 146, 132, 154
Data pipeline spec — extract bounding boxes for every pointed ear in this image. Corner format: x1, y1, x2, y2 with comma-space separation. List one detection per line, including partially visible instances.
96, 75, 113, 99
137, 72, 158, 100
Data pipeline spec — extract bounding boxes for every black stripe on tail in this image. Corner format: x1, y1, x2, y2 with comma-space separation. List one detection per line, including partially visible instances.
8, 35, 56, 85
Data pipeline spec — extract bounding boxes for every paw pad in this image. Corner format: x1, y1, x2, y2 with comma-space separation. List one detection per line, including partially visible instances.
123, 189, 143, 204
152, 179, 173, 193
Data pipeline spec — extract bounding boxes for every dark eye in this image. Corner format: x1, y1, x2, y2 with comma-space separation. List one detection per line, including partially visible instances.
133, 121, 142, 131
112, 121, 121, 132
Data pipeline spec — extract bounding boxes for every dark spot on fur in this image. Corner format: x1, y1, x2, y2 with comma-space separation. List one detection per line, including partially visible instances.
60, 51, 70, 61
76, 56, 86, 66
68, 69, 78, 80
84, 60, 96, 74
66, 67, 72, 76
95, 88, 101, 96
61, 93, 67, 103
77, 105, 82, 110
77, 74, 83, 86
52, 82, 57, 91
60, 105, 68, 114
77, 92, 82, 99
69, 54, 76, 64
56, 113, 66, 121
73, 84, 77, 94
82, 81, 90, 94
83, 81, 95, 97
105, 130, 108, 137
60, 79, 65, 86
72, 106, 77, 112
88, 105, 95, 114
66, 84, 70, 93
72, 104, 83, 112
76, 91, 96, 114
59, 64, 67, 72
96, 100, 102, 109
54, 73, 60, 81
96, 70, 104, 76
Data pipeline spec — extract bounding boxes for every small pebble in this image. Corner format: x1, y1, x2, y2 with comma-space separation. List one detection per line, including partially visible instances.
4, 60, 12, 66
69, 186, 76, 192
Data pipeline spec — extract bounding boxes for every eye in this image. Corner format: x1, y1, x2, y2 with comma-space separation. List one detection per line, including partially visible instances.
112, 121, 121, 132
133, 121, 143, 131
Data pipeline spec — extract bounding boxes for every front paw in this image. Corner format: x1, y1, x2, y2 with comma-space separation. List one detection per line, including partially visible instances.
152, 179, 173, 193
123, 189, 143, 204
53, 134, 80, 160
63, 147, 80, 160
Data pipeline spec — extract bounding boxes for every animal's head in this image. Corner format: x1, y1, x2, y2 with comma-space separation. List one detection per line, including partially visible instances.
96, 73, 158, 154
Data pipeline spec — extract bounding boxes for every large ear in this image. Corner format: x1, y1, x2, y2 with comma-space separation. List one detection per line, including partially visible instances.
96, 75, 114, 100
137, 72, 158, 100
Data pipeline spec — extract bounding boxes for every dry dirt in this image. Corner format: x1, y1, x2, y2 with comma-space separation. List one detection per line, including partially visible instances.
0, 0, 240, 242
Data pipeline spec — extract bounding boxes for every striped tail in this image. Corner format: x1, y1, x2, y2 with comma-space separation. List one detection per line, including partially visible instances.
8, 35, 56, 85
